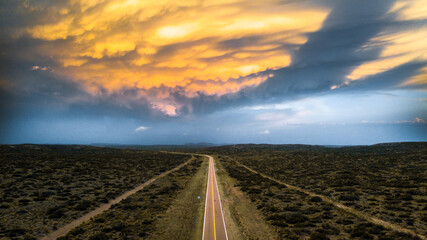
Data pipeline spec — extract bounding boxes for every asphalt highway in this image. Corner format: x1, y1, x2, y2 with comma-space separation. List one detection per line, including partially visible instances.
202, 155, 228, 240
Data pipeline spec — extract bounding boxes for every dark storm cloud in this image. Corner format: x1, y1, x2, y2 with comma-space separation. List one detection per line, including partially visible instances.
0, 53, 156, 140
346, 61, 427, 91
255, 0, 396, 95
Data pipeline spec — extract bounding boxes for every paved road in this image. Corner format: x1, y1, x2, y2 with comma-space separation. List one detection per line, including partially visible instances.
202, 155, 228, 240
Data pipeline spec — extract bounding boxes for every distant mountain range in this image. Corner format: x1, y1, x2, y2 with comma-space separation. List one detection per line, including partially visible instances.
2, 142, 425, 152
90, 142, 220, 150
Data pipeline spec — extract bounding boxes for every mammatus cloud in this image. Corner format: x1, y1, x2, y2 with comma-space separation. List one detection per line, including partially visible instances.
135, 126, 149, 132
0, 0, 426, 117
1, 0, 328, 116
31, 66, 49, 71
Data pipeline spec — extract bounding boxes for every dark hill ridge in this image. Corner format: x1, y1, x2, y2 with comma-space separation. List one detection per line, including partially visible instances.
90, 142, 218, 151
1, 142, 426, 153
0, 144, 107, 154
205, 144, 326, 152
340, 142, 427, 153
205, 142, 427, 153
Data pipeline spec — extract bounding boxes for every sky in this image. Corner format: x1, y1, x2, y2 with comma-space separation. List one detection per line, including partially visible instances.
0, 0, 426, 145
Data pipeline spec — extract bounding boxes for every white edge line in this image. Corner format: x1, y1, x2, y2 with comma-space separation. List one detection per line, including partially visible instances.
211, 155, 229, 240
202, 155, 210, 240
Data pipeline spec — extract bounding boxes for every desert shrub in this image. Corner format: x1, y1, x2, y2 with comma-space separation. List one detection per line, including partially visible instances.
88, 232, 109, 240
263, 204, 280, 213
6, 228, 26, 238
400, 195, 413, 201
310, 196, 323, 202
310, 232, 330, 240
368, 225, 385, 235
271, 220, 288, 228
338, 195, 359, 201
283, 205, 300, 211
379, 232, 421, 240
247, 187, 262, 195
47, 207, 65, 219
111, 222, 127, 232
286, 213, 308, 224
18, 198, 31, 206
74, 200, 92, 211
351, 223, 375, 239
57, 236, 71, 240
23, 235, 37, 240
93, 217, 106, 223
267, 213, 287, 221
49, 209, 65, 219
336, 219, 354, 225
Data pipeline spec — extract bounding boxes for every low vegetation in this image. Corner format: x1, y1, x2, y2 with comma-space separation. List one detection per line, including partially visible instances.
148, 156, 207, 240
1, 142, 425, 239
205, 143, 426, 239
0, 145, 191, 239
57, 156, 204, 239
213, 154, 280, 240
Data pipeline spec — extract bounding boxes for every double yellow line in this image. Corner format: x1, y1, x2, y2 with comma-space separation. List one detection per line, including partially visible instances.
211, 164, 217, 240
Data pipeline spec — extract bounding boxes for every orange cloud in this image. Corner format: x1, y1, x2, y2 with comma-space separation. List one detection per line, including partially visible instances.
347, 0, 427, 83
389, 0, 427, 21
347, 27, 427, 81
22, 0, 328, 109
152, 102, 178, 116
402, 66, 427, 88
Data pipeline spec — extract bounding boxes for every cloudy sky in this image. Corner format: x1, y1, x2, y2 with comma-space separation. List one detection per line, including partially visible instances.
0, 0, 426, 145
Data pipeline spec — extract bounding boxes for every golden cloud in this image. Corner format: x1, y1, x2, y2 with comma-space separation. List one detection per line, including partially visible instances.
347, 0, 427, 84
403, 66, 427, 88
13, 0, 427, 115
347, 27, 427, 81
20, 0, 330, 115
389, 0, 427, 21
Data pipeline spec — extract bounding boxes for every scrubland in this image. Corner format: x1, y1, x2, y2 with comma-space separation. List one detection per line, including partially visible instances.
0, 145, 190, 239
1, 142, 425, 240
206, 143, 426, 239
57, 156, 204, 239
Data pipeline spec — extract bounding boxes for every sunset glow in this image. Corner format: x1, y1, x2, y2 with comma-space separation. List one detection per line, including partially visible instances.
11, 0, 332, 114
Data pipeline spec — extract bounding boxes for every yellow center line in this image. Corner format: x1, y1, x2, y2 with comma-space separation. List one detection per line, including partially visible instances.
211, 163, 217, 240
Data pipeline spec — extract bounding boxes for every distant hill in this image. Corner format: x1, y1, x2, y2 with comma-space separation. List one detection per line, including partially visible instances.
340, 142, 427, 153
204, 143, 327, 153
203, 142, 427, 153
2, 142, 426, 153
90, 142, 219, 151
0, 144, 104, 152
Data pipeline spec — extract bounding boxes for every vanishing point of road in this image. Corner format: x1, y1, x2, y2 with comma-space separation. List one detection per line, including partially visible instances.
202, 155, 228, 240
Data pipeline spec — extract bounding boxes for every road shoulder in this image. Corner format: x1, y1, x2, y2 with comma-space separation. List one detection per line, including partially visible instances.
149, 155, 209, 240
214, 155, 279, 240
